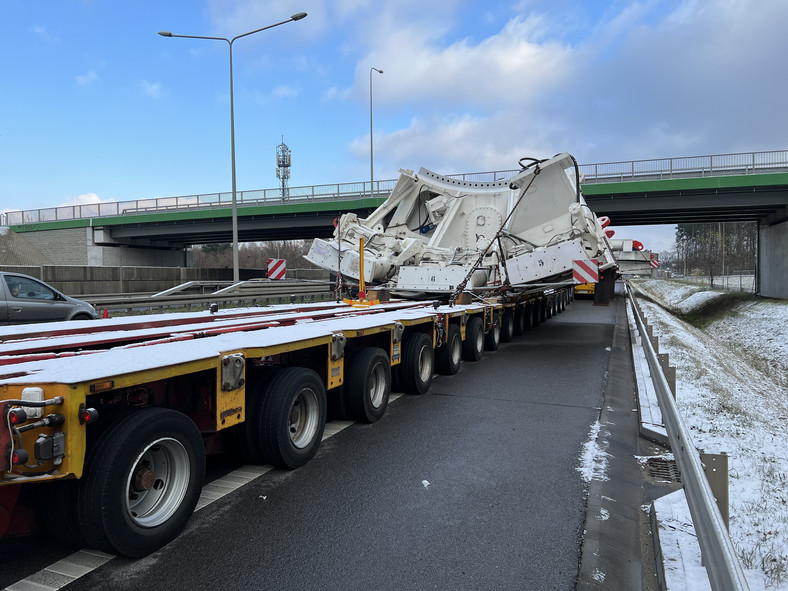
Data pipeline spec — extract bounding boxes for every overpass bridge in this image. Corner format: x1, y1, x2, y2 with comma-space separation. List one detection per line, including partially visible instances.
3, 149, 787, 297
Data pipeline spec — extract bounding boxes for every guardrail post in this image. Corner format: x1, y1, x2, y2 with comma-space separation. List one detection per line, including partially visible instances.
657, 353, 677, 399
700, 452, 730, 531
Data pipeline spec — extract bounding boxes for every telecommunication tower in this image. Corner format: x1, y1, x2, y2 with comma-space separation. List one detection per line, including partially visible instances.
276, 137, 291, 199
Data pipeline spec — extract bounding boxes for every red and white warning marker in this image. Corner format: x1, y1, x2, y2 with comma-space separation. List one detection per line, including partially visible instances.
573, 259, 599, 284
267, 258, 286, 280
649, 253, 660, 269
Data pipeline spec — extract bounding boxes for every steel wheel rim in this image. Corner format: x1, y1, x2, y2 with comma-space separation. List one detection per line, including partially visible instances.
450, 335, 461, 365
289, 387, 320, 449
418, 345, 433, 382
125, 437, 191, 528
368, 362, 387, 408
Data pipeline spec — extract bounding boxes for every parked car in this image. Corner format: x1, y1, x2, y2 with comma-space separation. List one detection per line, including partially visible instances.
0, 272, 98, 325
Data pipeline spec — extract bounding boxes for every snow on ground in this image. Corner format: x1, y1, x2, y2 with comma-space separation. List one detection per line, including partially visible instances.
631, 279, 788, 590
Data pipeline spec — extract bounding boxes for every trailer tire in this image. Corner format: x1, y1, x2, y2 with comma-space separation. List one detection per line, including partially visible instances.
529, 304, 536, 328
484, 316, 500, 351
500, 309, 515, 343
346, 347, 391, 422
436, 323, 462, 375
513, 306, 526, 336
462, 316, 484, 362
539, 299, 548, 323
399, 332, 434, 395
78, 408, 205, 557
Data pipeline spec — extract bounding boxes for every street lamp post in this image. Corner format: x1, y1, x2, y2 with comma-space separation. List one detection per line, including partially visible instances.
159, 12, 307, 284
369, 67, 383, 199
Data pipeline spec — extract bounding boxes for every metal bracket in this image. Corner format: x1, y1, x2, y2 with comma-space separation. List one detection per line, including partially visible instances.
330, 333, 347, 361
220, 354, 246, 391
392, 322, 405, 344
701, 452, 730, 531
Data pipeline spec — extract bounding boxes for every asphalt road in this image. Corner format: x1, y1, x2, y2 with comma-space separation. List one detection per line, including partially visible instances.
2, 298, 617, 591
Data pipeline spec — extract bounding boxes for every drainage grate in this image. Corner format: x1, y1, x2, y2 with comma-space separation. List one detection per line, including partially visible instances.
646, 457, 682, 483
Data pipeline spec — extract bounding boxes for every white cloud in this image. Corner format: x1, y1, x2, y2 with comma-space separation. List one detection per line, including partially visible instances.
353, 112, 556, 177
30, 25, 59, 43
76, 70, 98, 86
139, 80, 165, 99
61, 193, 115, 206
358, 14, 572, 109
343, 0, 788, 171
271, 85, 298, 99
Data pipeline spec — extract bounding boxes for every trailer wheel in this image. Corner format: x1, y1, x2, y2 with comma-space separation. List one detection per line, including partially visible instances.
346, 347, 391, 422
513, 306, 526, 336
78, 408, 205, 557
500, 309, 515, 343
462, 316, 484, 362
484, 316, 500, 351
528, 303, 539, 329
249, 367, 327, 469
539, 299, 548, 323
399, 333, 434, 395
436, 323, 462, 375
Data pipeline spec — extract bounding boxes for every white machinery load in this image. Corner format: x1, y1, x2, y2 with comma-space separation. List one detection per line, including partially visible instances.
609, 238, 660, 277
306, 153, 617, 297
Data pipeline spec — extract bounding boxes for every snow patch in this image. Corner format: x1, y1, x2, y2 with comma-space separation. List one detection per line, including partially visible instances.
633, 279, 787, 590
577, 420, 609, 483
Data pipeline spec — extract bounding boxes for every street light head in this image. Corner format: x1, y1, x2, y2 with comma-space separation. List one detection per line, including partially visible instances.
379, 69, 384, 74
158, 31, 173, 37
291, 12, 308, 21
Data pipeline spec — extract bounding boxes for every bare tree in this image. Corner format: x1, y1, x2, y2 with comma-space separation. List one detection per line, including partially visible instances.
674, 222, 756, 283
191, 241, 317, 271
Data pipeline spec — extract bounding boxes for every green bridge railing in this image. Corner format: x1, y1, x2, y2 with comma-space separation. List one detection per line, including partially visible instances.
3, 149, 786, 226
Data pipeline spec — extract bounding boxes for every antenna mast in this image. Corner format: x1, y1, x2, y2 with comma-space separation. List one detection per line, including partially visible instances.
276, 136, 291, 199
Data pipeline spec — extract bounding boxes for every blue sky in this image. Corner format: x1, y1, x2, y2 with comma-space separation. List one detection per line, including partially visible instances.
2, 0, 786, 253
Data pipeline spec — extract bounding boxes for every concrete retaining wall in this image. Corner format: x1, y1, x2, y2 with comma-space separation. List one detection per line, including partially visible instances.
0, 266, 329, 295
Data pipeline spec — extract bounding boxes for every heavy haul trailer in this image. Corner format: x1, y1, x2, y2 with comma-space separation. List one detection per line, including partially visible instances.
0, 289, 572, 557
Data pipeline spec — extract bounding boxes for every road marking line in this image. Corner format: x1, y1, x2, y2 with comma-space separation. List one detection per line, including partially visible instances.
6, 549, 113, 591
4, 398, 404, 590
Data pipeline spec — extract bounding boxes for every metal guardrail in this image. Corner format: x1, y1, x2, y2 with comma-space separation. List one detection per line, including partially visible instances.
579, 149, 788, 183
627, 285, 749, 590
3, 149, 786, 226
84, 281, 334, 315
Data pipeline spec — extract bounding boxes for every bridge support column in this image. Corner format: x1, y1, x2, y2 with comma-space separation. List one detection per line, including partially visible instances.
759, 219, 788, 299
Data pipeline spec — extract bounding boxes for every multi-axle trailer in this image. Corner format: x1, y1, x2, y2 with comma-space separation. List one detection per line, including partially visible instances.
0, 289, 573, 557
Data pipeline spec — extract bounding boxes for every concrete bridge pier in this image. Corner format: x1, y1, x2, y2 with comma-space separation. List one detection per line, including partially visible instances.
759, 219, 788, 299
89, 227, 190, 267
